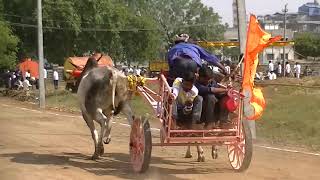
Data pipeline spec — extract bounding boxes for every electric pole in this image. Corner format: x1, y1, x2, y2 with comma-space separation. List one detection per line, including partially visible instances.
282, 4, 288, 77
236, 0, 256, 139
37, 0, 45, 109
236, 0, 247, 53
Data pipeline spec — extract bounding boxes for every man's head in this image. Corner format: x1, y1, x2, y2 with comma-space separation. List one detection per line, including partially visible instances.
182, 71, 196, 92
269, 60, 272, 63
296, 62, 298, 65
198, 65, 214, 85
174, 33, 190, 44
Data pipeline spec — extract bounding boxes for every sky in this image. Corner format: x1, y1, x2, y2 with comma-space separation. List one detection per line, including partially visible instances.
201, 0, 314, 25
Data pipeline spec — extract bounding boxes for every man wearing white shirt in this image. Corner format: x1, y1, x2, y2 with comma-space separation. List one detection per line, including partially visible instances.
268, 61, 274, 72
43, 68, 47, 79
285, 62, 291, 77
43, 68, 47, 90
53, 69, 59, 90
277, 62, 282, 76
25, 70, 31, 80
294, 62, 301, 79
23, 78, 32, 91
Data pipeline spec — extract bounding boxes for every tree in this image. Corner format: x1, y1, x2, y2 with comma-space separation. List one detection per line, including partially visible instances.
0, 20, 19, 70
2, 0, 37, 59
147, 0, 226, 47
295, 33, 320, 60
2, 0, 224, 65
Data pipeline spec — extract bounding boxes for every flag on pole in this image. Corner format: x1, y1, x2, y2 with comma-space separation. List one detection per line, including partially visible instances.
242, 15, 282, 120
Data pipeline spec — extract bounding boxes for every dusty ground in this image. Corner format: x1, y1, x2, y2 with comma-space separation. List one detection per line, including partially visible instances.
0, 97, 320, 180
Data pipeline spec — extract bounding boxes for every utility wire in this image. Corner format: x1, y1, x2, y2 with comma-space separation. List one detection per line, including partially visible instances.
2, 13, 220, 29
6, 22, 159, 32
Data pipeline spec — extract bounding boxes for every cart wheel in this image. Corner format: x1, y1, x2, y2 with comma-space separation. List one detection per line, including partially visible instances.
129, 116, 152, 173
211, 145, 218, 159
227, 120, 253, 172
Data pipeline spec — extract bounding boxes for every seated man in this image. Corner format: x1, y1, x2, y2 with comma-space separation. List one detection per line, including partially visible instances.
171, 71, 203, 129
195, 65, 230, 129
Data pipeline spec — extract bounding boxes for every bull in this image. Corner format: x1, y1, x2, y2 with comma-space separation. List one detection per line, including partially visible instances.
77, 66, 133, 160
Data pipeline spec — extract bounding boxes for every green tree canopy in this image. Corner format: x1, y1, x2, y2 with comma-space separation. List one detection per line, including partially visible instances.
147, 0, 226, 47
2, 0, 225, 65
0, 20, 19, 70
295, 33, 320, 60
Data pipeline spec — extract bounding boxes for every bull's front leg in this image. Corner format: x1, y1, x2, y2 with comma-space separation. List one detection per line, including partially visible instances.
121, 102, 133, 126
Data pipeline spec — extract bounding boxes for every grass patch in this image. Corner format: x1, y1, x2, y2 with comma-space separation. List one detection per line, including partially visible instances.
257, 83, 320, 151
46, 90, 79, 112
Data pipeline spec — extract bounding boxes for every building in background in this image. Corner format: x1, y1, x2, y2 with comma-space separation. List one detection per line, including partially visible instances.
225, 0, 320, 64
258, 1, 320, 33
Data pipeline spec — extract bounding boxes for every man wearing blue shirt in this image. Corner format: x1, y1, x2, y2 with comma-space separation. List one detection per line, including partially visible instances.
167, 34, 227, 85
195, 65, 229, 129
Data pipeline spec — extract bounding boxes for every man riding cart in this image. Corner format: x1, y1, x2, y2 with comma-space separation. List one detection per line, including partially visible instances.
167, 33, 232, 129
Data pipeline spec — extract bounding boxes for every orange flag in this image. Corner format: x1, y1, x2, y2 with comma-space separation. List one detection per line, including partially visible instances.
242, 15, 282, 120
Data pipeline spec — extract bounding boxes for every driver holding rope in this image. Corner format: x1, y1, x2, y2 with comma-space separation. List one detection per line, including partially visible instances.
167, 33, 227, 86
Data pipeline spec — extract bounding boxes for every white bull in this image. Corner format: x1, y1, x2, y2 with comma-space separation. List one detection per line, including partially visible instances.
77, 66, 133, 160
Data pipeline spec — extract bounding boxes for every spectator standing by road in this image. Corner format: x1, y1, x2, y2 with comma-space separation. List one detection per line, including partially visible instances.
285, 62, 291, 77
294, 62, 301, 79
268, 60, 274, 73
277, 62, 282, 76
53, 69, 59, 90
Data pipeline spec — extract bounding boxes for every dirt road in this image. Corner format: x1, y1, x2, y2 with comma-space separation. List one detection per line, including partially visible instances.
0, 97, 319, 180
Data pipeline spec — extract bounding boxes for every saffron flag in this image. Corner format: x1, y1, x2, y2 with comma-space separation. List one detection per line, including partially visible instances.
242, 15, 282, 120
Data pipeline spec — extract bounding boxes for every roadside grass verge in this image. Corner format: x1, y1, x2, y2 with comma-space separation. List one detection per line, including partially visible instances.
257, 84, 320, 151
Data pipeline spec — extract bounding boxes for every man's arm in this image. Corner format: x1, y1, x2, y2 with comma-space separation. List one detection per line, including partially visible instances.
210, 87, 228, 94
196, 45, 227, 75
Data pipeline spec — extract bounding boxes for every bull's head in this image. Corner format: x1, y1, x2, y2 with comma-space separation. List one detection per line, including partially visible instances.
108, 67, 129, 111
108, 68, 133, 125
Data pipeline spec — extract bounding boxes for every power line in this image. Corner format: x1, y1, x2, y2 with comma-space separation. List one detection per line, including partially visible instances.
1, 13, 221, 29
6, 22, 160, 32
6, 20, 220, 32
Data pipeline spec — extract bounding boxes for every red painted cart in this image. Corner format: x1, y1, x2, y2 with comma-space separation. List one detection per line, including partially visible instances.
129, 74, 253, 173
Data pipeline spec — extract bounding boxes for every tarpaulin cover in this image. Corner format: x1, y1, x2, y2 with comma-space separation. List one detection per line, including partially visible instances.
19, 58, 39, 78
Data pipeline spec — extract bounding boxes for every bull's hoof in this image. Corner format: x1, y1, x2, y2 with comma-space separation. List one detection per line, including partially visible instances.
103, 137, 111, 144
91, 154, 100, 160
99, 147, 105, 156
185, 153, 192, 158
197, 156, 205, 162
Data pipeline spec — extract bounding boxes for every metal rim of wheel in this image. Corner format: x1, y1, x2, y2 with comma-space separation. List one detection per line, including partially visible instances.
227, 121, 253, 172
129, 116, 152, 173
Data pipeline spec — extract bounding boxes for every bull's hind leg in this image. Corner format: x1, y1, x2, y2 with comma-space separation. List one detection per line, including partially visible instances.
185, 146, 192, 158
82, 112, 100, 160
103, 116, 113, 145
197, 146, 205, 162
96, 108, 109, 156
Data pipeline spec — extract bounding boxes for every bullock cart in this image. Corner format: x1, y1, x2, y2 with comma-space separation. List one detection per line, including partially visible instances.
129, 74, 253, 173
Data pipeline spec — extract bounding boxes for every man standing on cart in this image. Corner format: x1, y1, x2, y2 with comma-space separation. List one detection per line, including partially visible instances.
167, 33, 227, 86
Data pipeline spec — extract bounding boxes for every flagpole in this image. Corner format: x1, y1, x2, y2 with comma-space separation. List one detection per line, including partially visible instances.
236, 0, 256, 139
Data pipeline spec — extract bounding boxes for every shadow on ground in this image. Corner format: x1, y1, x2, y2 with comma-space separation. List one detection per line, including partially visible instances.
0, 151, 233, 179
